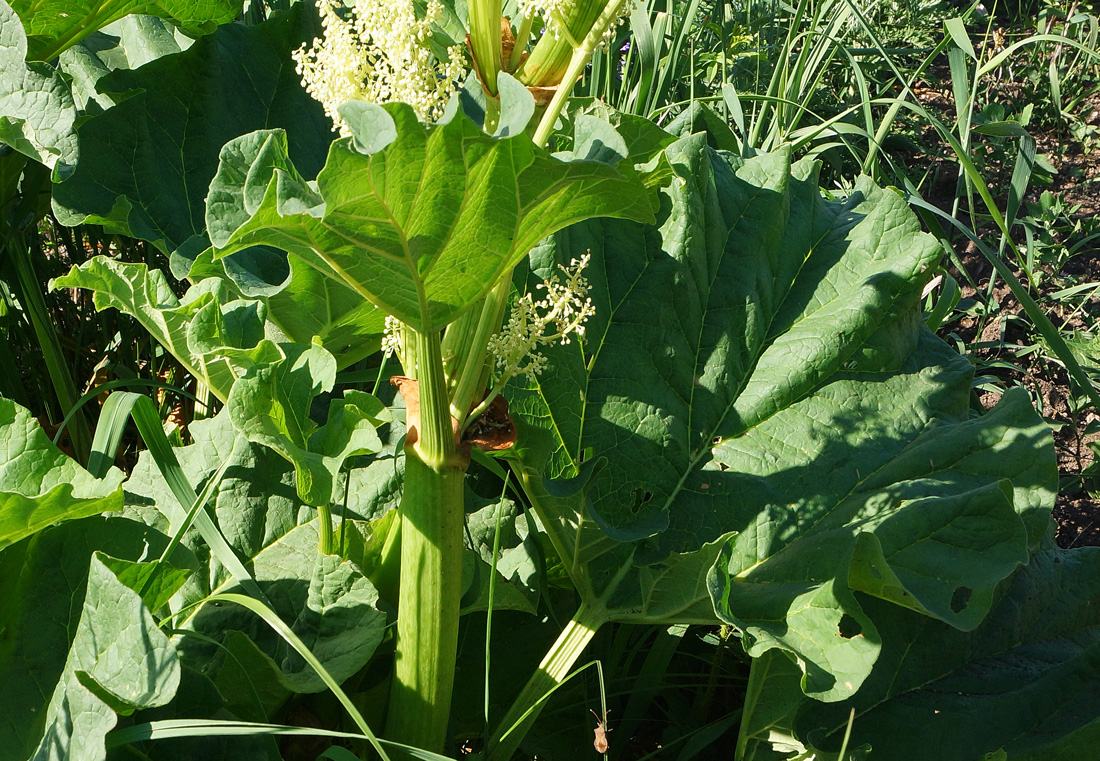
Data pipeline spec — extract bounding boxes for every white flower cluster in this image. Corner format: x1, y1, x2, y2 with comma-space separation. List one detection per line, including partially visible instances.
487, 254, 595, 382
381, 314, 403, 355
292, 0, 466, 134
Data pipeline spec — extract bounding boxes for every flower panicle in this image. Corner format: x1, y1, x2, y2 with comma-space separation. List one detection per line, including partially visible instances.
382, 314, 403, 358
292, 0, 466, 135
487, 253, 595, 383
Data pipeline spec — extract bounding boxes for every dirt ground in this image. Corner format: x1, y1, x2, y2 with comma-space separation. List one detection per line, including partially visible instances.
911, 74, 1100, 547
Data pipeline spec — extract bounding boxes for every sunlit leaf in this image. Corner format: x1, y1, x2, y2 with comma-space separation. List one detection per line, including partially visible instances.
0, 396, 123, 550
207, 103, 659, 331
507, 139, 1055, 701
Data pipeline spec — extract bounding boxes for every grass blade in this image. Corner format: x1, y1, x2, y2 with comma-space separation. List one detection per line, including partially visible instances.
945, 17, 977, 60
54, 376, 202, 450
908, 196, 1100, 414
1002, 134, 1036, 262
97, 391, 266, 602
107, 720, 454, 760
199, 593, 393, 761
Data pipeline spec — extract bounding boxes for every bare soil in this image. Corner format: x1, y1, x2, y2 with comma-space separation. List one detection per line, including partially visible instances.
909, 73, 1100, 547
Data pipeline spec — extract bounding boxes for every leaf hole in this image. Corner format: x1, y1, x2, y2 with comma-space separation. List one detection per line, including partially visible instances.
950, 585, 972, 613
838, 614, 862, 639
629, 489, 653, 511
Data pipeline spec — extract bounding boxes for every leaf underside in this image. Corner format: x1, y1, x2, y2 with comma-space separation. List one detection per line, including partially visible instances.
207, 102, 658, 332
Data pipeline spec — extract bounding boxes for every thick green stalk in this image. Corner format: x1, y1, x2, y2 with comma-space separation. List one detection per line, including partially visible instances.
518, 0, 608, 87
470, 0, 504, 95
445, 278, 511, 424
385, 328, 467, 753
317, 503, 334, 555
485, 601, 609, 761
530, 0, 627, 147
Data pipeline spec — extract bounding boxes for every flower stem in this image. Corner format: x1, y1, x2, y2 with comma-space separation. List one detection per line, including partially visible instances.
509, 13, 535, 70
470, 0, 504, 95
446, 278, 511, 426
530, 0, 627, 147
531, 46, 588, 147
317, 503, 334, 555
385, 328, 467, 753
485, 601, 610, 761
518, 0, 606, 88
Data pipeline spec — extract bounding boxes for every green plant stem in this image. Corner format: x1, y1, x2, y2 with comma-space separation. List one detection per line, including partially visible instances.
470, 0, 503, 95
317, 503, 334, 555
385, 328, 467, 753
446, 278, 510, 424
531, 0, 626, 147
485, 601, 609, 761
483, 472, 510, 735
509, 13, 534, 71
532, 45, 588, 147
733, 649, 772, 761
519, 0, 606, 88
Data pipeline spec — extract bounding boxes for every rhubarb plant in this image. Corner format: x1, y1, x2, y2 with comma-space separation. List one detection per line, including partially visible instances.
3, 1, 1100, 760
202, 97, 660, 749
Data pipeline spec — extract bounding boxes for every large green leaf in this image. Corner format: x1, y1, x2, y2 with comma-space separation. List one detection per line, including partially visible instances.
707, 378, 1045, 698
182, 241, 389, 369
0, 517, 183, 759
123, 399, 394, 599
58, 14, 194, 113
459, 488, 541, 614
506, 140, 1055, 701
179, 521, 388, 694
123, 407, 389, 695
227, 343, 390, 506
0, 0, 78, 170
11, 0, 238, 61
790, 546, 1100, 760
30, 552, 181, 761
53, 259, 285, 402
123, 406, 313, 597
0, 396, 124, 550
206, 102, 660, 331
339, 384, 407, 522
264, 252, 387, 367
50, 4, 334, 275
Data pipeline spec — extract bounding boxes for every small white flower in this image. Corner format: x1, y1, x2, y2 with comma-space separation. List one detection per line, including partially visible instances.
487, 253, 595, 382
381, 314, 403, 357
293, 0, 466, 134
